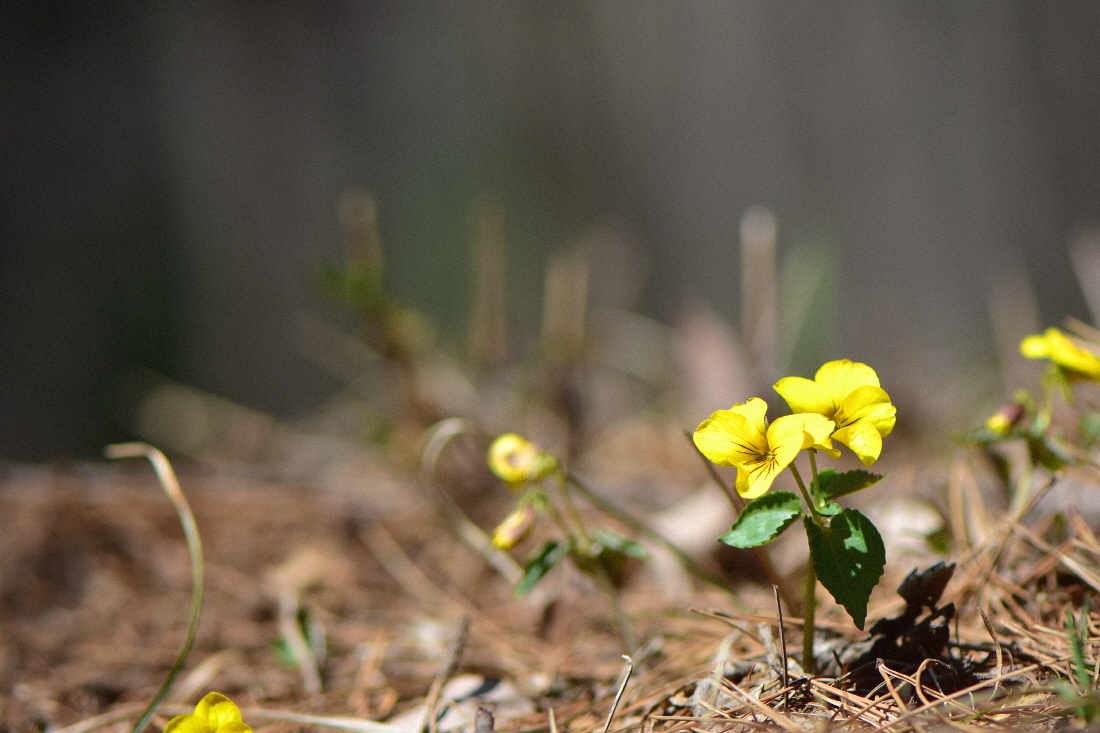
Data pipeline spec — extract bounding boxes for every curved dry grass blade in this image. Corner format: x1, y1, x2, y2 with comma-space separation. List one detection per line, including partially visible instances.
105, 442, 203, 733
601, 655, 634, 733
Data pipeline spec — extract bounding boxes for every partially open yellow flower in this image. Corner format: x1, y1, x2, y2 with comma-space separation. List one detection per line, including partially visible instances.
1020, 327, 1100, 380
488, 434, 558, 488
773, 359, 896, 466
693, 397, 835, 499
165, 692, 252, 733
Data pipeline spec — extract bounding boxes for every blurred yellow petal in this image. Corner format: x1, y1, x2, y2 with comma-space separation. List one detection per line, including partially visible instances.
168, 693, 252, 733
832, 419, 883, 466
491, 505, 536, 550
195, 693, 244, 731
488, 434, 558, 487
165, 714, 213, 733
1021, 327, 1100, 379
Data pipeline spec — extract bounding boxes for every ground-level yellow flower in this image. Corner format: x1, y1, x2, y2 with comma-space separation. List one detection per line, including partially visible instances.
165, 692, 252, 733
773, 359, 896, 467
488, 434, 558, 488
693, 397, 835, 499
1020, 327, 1100, 380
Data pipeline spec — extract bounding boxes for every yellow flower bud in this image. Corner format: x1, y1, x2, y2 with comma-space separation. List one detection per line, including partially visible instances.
985, 402, 1023, 435
487, 434, 558, 488
491, 505, 536, 550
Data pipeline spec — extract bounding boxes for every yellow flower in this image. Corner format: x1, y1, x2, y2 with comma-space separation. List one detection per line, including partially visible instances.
164, 693, 252, 733
488, 434, 558, 488
1020, 327, 1100, 380
773, 359, 896, 466
491, 504, 536, 550
693, 397, 835, 499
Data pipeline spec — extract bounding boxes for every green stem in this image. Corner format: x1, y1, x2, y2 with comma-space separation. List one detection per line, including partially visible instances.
593, 562, 638, 655
555, 472, 591, 546
106, 443, 204, 733
564, 473, 737, 596
790, 457, 821, 675
802, 559, 818, 675
788, 463, 822, 526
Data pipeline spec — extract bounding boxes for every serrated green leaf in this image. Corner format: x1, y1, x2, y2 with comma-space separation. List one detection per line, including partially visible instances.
718, 492, 802, 549
592, 527, 649, 558
817, 469, 884, 503
805, 509, 886, 630
514, 539, 571, 596
819, 501, 842, 516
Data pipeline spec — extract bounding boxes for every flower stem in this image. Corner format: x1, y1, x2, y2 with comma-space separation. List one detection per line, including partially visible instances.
555, 472, 591, 546
790, 458, 820, 675
789, 463, 822, 526
802, 558, 818, 675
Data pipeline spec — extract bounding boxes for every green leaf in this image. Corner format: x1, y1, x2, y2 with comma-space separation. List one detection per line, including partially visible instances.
514, 539, 572, 596
805, 509, 886, 630
718, 492, 802, 549
1027, 435, 1068, 473
815, 469, 884, 503
592, 527, 649, 559
819, 501, 842, 517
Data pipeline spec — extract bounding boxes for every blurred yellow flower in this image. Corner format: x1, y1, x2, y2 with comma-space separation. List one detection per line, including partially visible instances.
488, 434, 558, 488
1020, 327, 1100, 380
693, 397, 835, 499
491, 504, 536, 550
164, 693, 252, 733
773, 359, 896, 466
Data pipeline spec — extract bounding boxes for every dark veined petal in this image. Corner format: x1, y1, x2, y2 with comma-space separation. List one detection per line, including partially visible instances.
832, 419, 883, 466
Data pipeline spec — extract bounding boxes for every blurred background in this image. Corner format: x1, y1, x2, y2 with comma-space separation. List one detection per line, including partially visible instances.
3, 2, 1100, 461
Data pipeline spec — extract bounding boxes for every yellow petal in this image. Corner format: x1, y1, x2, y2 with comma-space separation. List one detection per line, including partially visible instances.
1047, 329, 1100, 377
798, 412, 837, 450
164, 714, 214, 733
218, 723, 253, 733
1020, 328, 1100, 378
832, 419, 883, 466
1019, 332, 1051, 359
774, 376, 834, 416
836, 385, 896, 437
195, 693, 243, 731
737, 459, 784, 499
693, 409, 767, 466
728, 397, 769, 434
815, 359, 880, 394
766, 414, 814, 467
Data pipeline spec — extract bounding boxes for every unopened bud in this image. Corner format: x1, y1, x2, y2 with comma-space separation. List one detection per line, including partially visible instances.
491, 505, 536, 550
985, 402, 1024, 435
